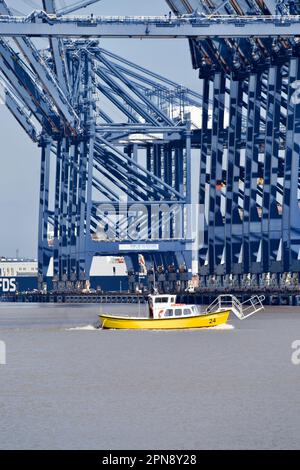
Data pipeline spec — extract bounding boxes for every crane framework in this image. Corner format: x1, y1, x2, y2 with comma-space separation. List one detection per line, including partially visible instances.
1, 0, 300, 296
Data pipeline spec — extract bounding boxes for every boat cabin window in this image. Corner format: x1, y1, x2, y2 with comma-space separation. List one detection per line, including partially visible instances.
155, 297, 169, 303
164, 309, 173, 317
160, 305, 195, 318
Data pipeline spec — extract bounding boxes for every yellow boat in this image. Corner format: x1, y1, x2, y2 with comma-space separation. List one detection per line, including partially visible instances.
99, 294, 230, 330
100, 310, 230, 330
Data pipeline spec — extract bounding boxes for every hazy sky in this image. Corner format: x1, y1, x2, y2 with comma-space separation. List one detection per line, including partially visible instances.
0, 0, 201, 258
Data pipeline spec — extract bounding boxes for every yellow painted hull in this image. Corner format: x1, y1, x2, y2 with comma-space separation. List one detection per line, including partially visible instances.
99, 310, 230, 330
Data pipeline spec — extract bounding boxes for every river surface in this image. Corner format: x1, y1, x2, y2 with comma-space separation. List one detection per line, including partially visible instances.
0, 303, 300, 450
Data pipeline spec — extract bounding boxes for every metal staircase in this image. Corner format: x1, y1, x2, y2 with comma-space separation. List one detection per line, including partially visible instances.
206, 295, 265, 320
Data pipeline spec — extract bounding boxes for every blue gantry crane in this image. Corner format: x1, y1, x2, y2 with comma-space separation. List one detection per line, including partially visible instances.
0, 0, 300, 299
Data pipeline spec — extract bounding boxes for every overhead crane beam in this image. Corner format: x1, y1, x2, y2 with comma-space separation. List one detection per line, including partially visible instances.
1, 14, 300, 38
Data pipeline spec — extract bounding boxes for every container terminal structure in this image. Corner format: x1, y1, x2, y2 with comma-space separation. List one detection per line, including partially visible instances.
1, 0, 300, 301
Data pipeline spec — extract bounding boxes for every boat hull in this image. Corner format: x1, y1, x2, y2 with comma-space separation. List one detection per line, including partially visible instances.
99, 310, 230, 330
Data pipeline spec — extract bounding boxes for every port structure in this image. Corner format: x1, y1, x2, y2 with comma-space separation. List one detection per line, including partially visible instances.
0, 0, 199, 293
1, 0, 300, 295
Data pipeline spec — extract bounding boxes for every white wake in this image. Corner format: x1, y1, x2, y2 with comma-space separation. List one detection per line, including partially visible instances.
66, 324, 98, 331
206, 323, 235, 330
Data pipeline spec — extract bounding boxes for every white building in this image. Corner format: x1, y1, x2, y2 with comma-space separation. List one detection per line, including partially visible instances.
0, 258, 38, 277
0, 256, 127, 278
